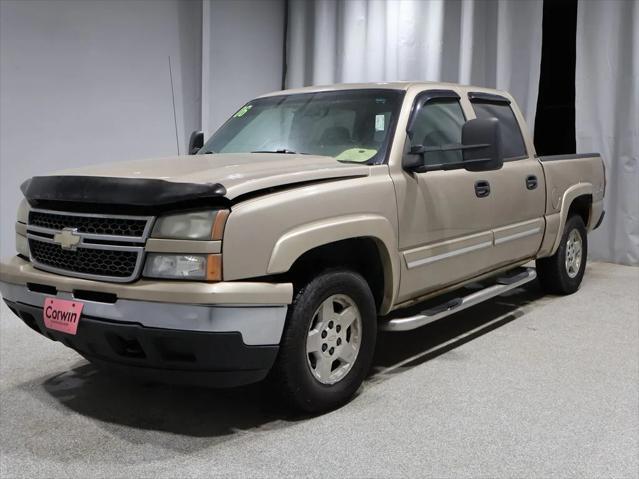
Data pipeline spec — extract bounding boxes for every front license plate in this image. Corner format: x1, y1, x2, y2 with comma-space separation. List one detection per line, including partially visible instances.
43, 298, 84, 335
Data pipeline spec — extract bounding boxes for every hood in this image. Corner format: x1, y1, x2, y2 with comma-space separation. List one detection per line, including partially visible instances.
46, 153, 369, 200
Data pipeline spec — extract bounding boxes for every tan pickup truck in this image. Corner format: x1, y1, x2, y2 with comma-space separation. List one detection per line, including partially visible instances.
0, 82, 605, 412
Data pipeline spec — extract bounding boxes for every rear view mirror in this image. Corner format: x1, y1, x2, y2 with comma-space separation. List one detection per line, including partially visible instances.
461, 118, 503, 171
188, 130, 204, 155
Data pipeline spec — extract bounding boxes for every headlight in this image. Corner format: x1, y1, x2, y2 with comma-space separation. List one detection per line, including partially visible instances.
17, 198, 30, 224
151, 209, 229, 240
143, 253, 222, 281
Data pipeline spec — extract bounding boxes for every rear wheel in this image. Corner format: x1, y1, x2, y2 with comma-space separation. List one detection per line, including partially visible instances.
271, 269, 377, 413
536, 214, 588, 294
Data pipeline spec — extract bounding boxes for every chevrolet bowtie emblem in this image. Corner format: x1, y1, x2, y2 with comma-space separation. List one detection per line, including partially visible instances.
53, 228, 81, 250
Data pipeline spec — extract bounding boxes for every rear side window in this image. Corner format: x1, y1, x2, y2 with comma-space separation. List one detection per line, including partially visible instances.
471, 101, 527, 159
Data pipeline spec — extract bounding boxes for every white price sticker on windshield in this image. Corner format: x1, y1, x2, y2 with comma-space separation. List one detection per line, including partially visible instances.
375, 114, 385, 131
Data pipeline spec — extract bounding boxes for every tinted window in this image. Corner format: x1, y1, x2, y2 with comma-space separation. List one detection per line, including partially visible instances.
471, 101, 527, 159
410, 99, 465, 165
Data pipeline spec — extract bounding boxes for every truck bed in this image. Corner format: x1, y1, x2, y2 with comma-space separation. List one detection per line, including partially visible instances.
538, 152, 605, 217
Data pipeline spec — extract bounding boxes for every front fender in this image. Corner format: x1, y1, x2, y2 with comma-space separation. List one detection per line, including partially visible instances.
267, 214, 400, 313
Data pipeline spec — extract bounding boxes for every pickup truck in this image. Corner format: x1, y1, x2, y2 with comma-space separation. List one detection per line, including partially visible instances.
0, 82, 605, 412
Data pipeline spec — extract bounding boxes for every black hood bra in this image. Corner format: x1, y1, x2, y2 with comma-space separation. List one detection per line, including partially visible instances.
21, 176, 228, 215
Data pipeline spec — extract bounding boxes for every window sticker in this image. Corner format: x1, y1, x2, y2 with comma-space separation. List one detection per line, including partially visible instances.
375, 114, 385, 131
233, 104, 253, 118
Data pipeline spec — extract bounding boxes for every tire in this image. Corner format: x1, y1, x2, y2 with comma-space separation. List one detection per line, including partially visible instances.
270, 269, 377, 413
536, 214, 588, 295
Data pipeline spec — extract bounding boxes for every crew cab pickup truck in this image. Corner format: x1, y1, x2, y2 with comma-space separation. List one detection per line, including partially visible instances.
0, 82, 605, 412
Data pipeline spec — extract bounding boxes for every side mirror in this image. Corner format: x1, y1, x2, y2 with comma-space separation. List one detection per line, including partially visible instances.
402, 118, 504, 174
188, 130, 204, 155
403, 145, 426, 170
461, 118, 503, 171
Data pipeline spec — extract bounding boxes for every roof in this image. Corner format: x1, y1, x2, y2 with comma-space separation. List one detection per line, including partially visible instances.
259, 81, 507, 98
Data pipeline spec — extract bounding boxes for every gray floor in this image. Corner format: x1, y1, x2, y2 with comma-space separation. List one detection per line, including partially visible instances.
1, 261, 637, 478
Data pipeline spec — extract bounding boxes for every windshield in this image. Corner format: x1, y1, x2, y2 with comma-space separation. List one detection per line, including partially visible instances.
198, 89, 404, 164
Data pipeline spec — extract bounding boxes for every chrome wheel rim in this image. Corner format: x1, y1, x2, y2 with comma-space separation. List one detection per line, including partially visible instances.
306, 294, 362, 385
565, 229, 583, 278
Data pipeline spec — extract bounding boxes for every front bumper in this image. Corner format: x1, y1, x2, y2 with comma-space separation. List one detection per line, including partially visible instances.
0, 256, 293, 387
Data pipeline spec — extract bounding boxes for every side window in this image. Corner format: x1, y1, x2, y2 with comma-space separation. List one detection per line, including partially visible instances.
410, 99, 465, 165
471, 101, 527, 159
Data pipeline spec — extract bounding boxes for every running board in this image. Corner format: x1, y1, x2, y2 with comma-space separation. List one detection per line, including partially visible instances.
380, 267, 537, 332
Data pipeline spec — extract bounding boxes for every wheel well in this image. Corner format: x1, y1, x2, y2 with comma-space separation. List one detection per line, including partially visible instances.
567, 194, 592, 227
287, 238, 386, 311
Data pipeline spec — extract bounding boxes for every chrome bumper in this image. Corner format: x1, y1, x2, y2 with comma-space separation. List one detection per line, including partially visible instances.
0, 281, 287, 346
0, 256, 292, 346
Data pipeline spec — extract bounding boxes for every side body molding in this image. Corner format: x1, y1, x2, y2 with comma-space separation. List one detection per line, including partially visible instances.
548, 183, 594, 256
267, 214, 400, 314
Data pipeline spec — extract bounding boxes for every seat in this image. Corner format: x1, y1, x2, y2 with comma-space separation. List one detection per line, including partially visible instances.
319, 126, 351, 145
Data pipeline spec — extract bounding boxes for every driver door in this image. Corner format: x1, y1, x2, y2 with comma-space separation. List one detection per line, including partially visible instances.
395, 91, 501, 302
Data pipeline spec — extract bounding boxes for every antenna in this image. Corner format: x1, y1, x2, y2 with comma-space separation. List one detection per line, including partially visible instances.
168, 55, 180, 155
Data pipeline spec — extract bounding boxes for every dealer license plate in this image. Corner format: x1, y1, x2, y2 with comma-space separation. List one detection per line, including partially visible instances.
43, 298, 84, 335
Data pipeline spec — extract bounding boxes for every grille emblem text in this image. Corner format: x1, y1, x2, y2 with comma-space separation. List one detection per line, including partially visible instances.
53, 228, 81, 250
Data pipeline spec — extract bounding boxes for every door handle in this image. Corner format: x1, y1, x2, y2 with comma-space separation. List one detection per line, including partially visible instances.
526, 175, 538, 190
474, 180, 491, 198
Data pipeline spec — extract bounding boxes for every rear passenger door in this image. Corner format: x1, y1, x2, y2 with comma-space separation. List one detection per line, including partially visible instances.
468, 93, 545, 267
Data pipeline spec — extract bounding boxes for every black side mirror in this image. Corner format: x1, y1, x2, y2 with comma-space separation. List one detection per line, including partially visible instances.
461, 118, 503, 171
403, 145, 426, 170
403, 118, 504, 174
188, 130, 204, 155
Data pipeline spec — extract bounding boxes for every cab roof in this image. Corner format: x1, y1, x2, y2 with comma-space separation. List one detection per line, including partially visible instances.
259, 81, 509, 99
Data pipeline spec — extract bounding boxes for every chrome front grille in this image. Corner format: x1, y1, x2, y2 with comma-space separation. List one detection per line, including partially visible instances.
29, 210, 148, 237
26, 209, 154, 283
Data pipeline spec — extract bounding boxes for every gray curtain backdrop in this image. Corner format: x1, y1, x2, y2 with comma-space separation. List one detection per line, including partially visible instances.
0, 0, 284, 259
286, 0, 543, 129
0, 0, 203, 258
576, 0, 638, 266
201, 0, 284, 134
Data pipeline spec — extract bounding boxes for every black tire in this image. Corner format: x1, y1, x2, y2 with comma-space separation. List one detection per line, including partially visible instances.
536, 214, 588, 295
270, 269, 377, 413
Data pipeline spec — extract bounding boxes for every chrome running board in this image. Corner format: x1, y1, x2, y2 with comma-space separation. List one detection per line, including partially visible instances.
380, 267, 537, 332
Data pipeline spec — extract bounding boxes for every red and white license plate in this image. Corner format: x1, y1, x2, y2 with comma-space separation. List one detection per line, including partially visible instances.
43, 298, 84, 335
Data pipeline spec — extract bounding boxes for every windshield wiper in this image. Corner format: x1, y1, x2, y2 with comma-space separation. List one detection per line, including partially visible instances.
251, 149, 310, 155
335, 159, 370, 165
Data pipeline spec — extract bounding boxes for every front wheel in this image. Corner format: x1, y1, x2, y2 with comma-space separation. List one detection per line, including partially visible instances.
270, 269, 377, 413
536, 214, 588, 295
